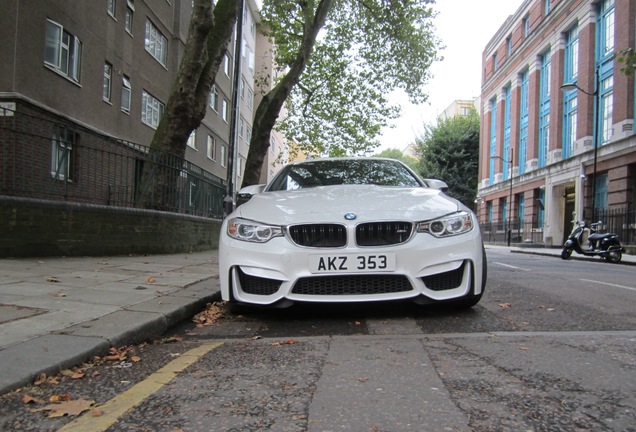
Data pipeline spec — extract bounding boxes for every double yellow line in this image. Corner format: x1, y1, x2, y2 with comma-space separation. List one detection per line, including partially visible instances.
59, 342, 223, 432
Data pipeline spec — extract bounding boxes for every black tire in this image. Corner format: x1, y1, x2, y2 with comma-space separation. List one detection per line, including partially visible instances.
561, 247, 572, 260
605, 250, 622, 263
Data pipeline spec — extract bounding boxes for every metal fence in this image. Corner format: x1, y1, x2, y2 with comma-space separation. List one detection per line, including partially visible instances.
0, 105, 226, 218
479, 219, 544, 245
480, 208, 635, 246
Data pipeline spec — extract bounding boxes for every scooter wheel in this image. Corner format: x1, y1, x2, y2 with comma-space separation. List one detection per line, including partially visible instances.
605, 251, 622, 263
561, 248, 572, 260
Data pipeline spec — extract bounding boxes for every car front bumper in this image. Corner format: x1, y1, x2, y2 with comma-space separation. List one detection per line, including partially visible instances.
219, 225, 485, 306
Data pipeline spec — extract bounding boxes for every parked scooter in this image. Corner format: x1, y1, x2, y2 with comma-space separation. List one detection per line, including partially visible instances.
561, 220, 625, 263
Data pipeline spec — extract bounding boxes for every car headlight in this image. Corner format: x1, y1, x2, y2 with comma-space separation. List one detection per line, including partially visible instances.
416, 211, 474, 238
227, 218, 283, 243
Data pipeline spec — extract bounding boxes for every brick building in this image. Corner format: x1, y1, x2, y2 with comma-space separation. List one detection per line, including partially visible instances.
0, 0, 284, 215
478, 0, 636, 246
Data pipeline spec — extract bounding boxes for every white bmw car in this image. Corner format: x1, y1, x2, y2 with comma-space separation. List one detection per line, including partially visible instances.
219, 157, 486, 309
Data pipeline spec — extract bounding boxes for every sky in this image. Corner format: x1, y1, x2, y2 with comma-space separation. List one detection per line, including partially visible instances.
378, 0, 524, 151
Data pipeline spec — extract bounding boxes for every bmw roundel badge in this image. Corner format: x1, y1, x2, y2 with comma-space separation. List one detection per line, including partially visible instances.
344, 212, 357, 220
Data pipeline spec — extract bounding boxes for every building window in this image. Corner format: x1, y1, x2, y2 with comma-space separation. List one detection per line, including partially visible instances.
518, 195, 525, 226
493, 53, 498, 72
600, 75, 614, 143
489, 97, 497, 185
121, 76, 131, 113
187, 130, 197, 149
563, 26, 579, 159
108, 0, 116, 18
240, 78, 246, 99
237, 157, 242, 177
544, 0, 551, 16
222, 99, 228, 122
103, 62, 112, 102
519, 70, 529, 174
207, 135, 216, 160
247, 89, 253, 110
239, 118, 244, 138
599, 0, 615, 57
537, 188, 545, 228
506, 36, 512, 56
523, 16, 530, 38
220, 145, 227, 167
538, 50, 551, 167
595, 173, 608, 212
145, 20, 167, 66
503, 85, 511, 181
597, 0, 615, 145
44, 19, 82, 83
141, 90, 164, 129
224, 54, 230, 77
125, 0, 134, 34
209, 85, 219, 112
51, 126, 75, 180
246, 126, 252, 144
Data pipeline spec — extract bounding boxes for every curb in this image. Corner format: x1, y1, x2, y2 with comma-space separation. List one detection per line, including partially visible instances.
510, 248, 636, 266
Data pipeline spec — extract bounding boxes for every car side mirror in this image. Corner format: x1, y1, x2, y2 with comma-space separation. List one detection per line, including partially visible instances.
236, 184, 266, 206
423, 179, 449, 192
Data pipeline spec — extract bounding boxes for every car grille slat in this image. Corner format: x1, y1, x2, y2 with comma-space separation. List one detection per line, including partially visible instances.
289, 224, 347, 247
291, 275, 413, 296
421, 262, 466, 291
356, 222, 412, 246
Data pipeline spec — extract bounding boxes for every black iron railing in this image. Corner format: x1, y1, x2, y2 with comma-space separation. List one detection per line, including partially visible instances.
0, 105, 226, 218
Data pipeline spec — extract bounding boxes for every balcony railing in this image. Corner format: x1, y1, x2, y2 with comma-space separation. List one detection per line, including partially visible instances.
1, 104, 226, 218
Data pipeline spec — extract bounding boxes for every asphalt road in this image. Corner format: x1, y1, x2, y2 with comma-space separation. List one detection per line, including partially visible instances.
2, 250, 635, 432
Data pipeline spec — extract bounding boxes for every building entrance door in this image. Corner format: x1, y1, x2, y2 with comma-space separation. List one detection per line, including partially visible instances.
563, 185, 576, 244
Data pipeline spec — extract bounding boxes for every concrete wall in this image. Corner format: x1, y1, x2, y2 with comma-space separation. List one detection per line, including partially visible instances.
0, 196, 222, 258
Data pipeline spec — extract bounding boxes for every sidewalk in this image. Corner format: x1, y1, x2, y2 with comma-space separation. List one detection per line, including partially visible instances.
486, 243, 636, 265
0, 250, 220, 395
0, 246, 633, 396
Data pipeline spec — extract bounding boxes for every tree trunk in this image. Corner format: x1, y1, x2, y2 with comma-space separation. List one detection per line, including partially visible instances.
241, 0, 334, 188
138, 0, 240, 210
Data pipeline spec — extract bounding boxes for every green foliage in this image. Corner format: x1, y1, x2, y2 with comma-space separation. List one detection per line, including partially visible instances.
415, 109, 480, 209
616, 47, 636, 77
374, 148, 419, 171
260, 0, 442, 158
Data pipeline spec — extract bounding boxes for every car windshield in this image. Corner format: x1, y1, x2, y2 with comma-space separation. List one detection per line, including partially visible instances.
267, 159, 423, 191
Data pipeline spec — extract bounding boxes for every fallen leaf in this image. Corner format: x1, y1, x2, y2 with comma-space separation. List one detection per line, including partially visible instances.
519, 347, 530, 351
34, 373, 47, 386
91, 409, 104, 417
498, 303, 511, 308
271, 339, 298, 346
50, 291, 67, 298
47, 277, 60, 283
145, 277, 156, 283
192, 302, 225, 327
356, 377, 369, 382
71, 372, 85, 380
33, 399, 95, 418
50, 394, 72, 403
22, 394, 45, 405
130, 356, 142, 363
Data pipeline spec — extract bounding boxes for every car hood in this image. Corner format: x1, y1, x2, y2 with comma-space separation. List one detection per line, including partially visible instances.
236, 185, 461, 224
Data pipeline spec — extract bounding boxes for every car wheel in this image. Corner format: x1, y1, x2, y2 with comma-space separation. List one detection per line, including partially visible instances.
605, 250, 622, 263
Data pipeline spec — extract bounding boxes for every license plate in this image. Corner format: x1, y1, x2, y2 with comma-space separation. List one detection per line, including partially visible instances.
309, 253, 396, 274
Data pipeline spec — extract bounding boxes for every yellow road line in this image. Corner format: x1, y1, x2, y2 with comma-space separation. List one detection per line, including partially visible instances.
59, 342, 223, 432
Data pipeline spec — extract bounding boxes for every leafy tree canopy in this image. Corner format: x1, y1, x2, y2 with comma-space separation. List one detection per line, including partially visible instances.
415, 109, 480, 209
261, 0, 442, 158
374, 148, 419, 171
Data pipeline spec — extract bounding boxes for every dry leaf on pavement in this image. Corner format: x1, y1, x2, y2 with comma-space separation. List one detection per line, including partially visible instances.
32, 399, 95, 418
271, 339, 298, 346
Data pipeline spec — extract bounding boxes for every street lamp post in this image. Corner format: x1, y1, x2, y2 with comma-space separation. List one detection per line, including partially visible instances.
491, 148, 514, 246
561, 65, 600, 222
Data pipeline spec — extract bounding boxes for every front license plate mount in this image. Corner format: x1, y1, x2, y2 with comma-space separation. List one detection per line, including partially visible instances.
309, 253, 396, 274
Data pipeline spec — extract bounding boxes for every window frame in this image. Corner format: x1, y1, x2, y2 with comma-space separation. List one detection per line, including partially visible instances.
121, 75, 131, 113
103, 62, 113, 102
141, 90, 164, 129
44, 19, 82, 83
144, 19, 167, 66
